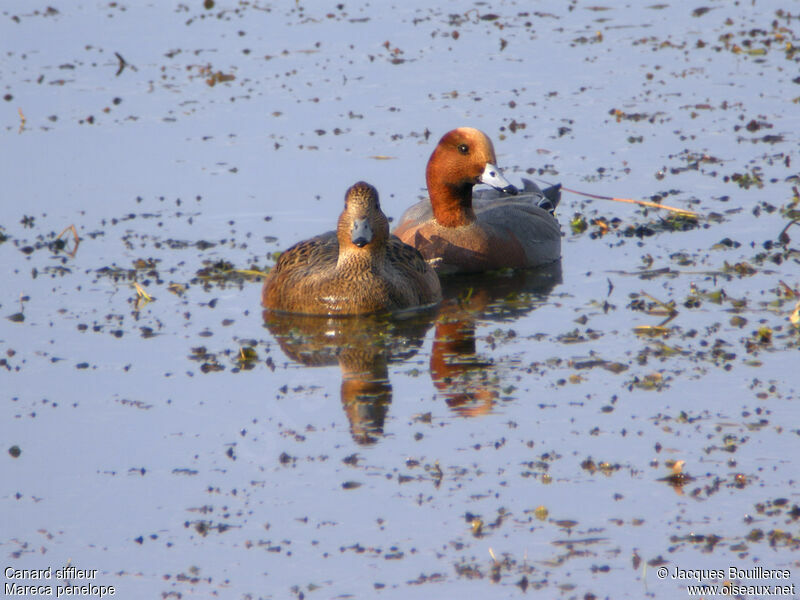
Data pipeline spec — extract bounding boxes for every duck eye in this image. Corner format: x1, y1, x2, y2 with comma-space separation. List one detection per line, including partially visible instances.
457, 143, 469, 155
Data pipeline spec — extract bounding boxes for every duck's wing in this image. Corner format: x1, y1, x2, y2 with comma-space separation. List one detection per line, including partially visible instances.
523, 179, 561, 214
473, 178, 561, 215
472, 177, 562, 267
386, 236, 442, 304
393, 198, 434, 235
271, 231, 338, 274
386, 236, 430, 275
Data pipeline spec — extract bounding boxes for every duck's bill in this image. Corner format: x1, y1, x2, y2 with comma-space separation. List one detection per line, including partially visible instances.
351, 217, 373, 247
479, 163, 518, 195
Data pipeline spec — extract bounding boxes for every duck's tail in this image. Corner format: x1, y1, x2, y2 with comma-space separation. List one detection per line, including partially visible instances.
521, 178, 561, 215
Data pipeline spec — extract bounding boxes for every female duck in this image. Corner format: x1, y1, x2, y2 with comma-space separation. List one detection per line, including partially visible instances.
393, 127, 561, 274
262, 181, 442, 316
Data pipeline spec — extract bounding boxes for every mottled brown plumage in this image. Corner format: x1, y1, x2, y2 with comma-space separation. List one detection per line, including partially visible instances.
262, 181, 442, 315
393, 127, 562, 274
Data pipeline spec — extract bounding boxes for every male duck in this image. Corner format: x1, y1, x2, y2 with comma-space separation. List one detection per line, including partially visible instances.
393, 127, 561, 274
262, 181, 442, 315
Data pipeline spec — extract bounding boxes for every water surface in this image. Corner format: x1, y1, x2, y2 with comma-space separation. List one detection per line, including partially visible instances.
2, 1, 799, 598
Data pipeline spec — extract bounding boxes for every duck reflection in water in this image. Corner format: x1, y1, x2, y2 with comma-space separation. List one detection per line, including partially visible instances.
430, 261, 562, 417
263, 310, 435, 445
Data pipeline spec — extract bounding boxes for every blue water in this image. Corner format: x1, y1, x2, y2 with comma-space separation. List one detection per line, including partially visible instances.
2, 1, 798, 598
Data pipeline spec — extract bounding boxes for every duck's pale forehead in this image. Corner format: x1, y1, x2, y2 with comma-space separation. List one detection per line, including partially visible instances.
451, 127, 487, 142
445, 128, 493, 155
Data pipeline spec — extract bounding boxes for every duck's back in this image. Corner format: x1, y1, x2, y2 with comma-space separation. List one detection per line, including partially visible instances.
395, 179, 562, 274
262, 232, 441, 315
261, 232, 339, 313
473, 180, 561, 267
384, 236, 442, 306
